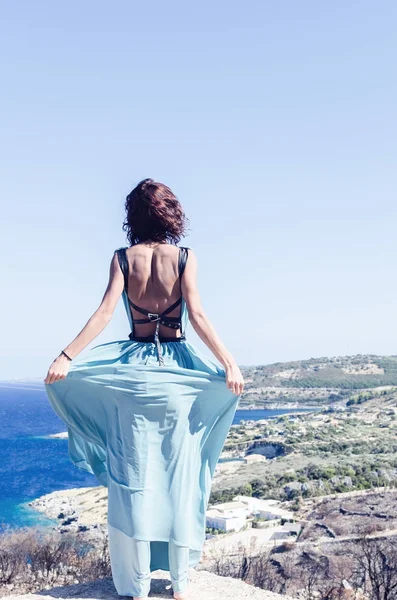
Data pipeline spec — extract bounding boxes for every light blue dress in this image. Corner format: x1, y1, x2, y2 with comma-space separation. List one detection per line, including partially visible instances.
45, 246, 240, 577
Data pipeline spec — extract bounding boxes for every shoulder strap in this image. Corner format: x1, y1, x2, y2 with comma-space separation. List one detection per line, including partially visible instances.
115, 247, 129, 292
178, 246, 189, 282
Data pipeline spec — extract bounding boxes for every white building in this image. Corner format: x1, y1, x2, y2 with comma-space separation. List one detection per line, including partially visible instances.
206, 501, 248, 532
232, 495, 270, 513
206, 497, 296, 533
244, 454, 267, 464
233, 496, 294, 521
257, 506, 294, 521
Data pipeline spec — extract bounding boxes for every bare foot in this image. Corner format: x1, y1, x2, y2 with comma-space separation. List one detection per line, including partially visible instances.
173, 592, 189, 599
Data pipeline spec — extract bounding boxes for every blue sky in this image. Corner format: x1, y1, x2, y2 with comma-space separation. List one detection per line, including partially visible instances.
1, 1, 397, 379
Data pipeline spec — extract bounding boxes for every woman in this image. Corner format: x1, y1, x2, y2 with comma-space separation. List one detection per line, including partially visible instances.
44, 178, 244, 600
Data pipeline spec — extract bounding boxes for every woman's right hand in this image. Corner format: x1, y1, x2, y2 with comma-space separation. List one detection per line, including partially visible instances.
225, 363, 245, 395
44, 354, 71, 384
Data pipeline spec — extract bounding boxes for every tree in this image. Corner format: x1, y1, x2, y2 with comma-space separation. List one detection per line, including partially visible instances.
353, 536, 397, 600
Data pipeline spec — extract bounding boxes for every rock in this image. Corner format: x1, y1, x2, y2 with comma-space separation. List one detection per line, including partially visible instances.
283, 482, 302, 497
330, 476, 340, 485
4, 569, 296, 599
61, 517, 78, 526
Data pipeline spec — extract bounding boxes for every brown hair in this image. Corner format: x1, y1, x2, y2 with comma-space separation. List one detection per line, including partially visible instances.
122, 178, 189, 246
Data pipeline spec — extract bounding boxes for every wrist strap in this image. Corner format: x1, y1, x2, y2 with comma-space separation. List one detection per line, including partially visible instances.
61, 350, 73, 361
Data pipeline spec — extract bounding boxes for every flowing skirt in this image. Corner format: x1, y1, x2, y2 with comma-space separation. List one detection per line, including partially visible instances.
45, 338, 240, 572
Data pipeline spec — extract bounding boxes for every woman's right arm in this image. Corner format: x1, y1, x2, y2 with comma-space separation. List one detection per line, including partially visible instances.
181, 249, 244, 395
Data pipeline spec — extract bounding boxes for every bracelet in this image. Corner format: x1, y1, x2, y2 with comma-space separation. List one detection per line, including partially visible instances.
61, 350, 73, 361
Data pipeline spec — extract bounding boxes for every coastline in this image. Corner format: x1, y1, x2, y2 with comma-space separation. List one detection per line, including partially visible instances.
23, 486, 108, 541
22, 454, 244, 536
17, 405, 320, 536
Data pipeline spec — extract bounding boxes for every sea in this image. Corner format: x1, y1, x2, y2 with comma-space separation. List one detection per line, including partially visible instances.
0, 383, 315, 531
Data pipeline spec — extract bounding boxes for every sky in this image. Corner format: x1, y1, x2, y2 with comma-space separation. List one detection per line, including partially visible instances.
1, 1, 397, 380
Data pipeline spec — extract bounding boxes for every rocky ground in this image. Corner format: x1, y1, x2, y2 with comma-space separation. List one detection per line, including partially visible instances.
25, 487, 108, 541
299, 488, 397, 541
3, 569, 294, 600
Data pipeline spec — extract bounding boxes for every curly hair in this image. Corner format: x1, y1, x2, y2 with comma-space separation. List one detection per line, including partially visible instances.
122, 178, 189, 246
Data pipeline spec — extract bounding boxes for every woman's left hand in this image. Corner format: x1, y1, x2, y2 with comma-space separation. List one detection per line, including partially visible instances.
44, 354, 71, 384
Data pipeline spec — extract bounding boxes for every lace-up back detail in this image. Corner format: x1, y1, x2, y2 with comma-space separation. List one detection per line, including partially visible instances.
115, 246, 189, 365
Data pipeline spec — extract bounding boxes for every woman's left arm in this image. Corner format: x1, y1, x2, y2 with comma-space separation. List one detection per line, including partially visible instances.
44, 252, 124, 384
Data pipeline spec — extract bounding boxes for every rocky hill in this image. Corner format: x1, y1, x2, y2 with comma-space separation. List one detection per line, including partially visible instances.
241, 354, 397, 406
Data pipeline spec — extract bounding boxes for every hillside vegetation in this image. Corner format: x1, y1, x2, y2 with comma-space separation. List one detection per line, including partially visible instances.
240, 354, 397, 405
211, 377, 397, 503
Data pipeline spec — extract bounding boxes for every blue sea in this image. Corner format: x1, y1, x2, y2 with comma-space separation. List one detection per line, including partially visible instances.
0, 383, 314, 531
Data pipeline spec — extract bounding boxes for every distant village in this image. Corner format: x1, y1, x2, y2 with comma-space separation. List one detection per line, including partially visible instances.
206, 495, 301, 543
205, 400, 380, 545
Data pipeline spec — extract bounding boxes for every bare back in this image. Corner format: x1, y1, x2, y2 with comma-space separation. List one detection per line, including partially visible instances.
124, 243, 185, 338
